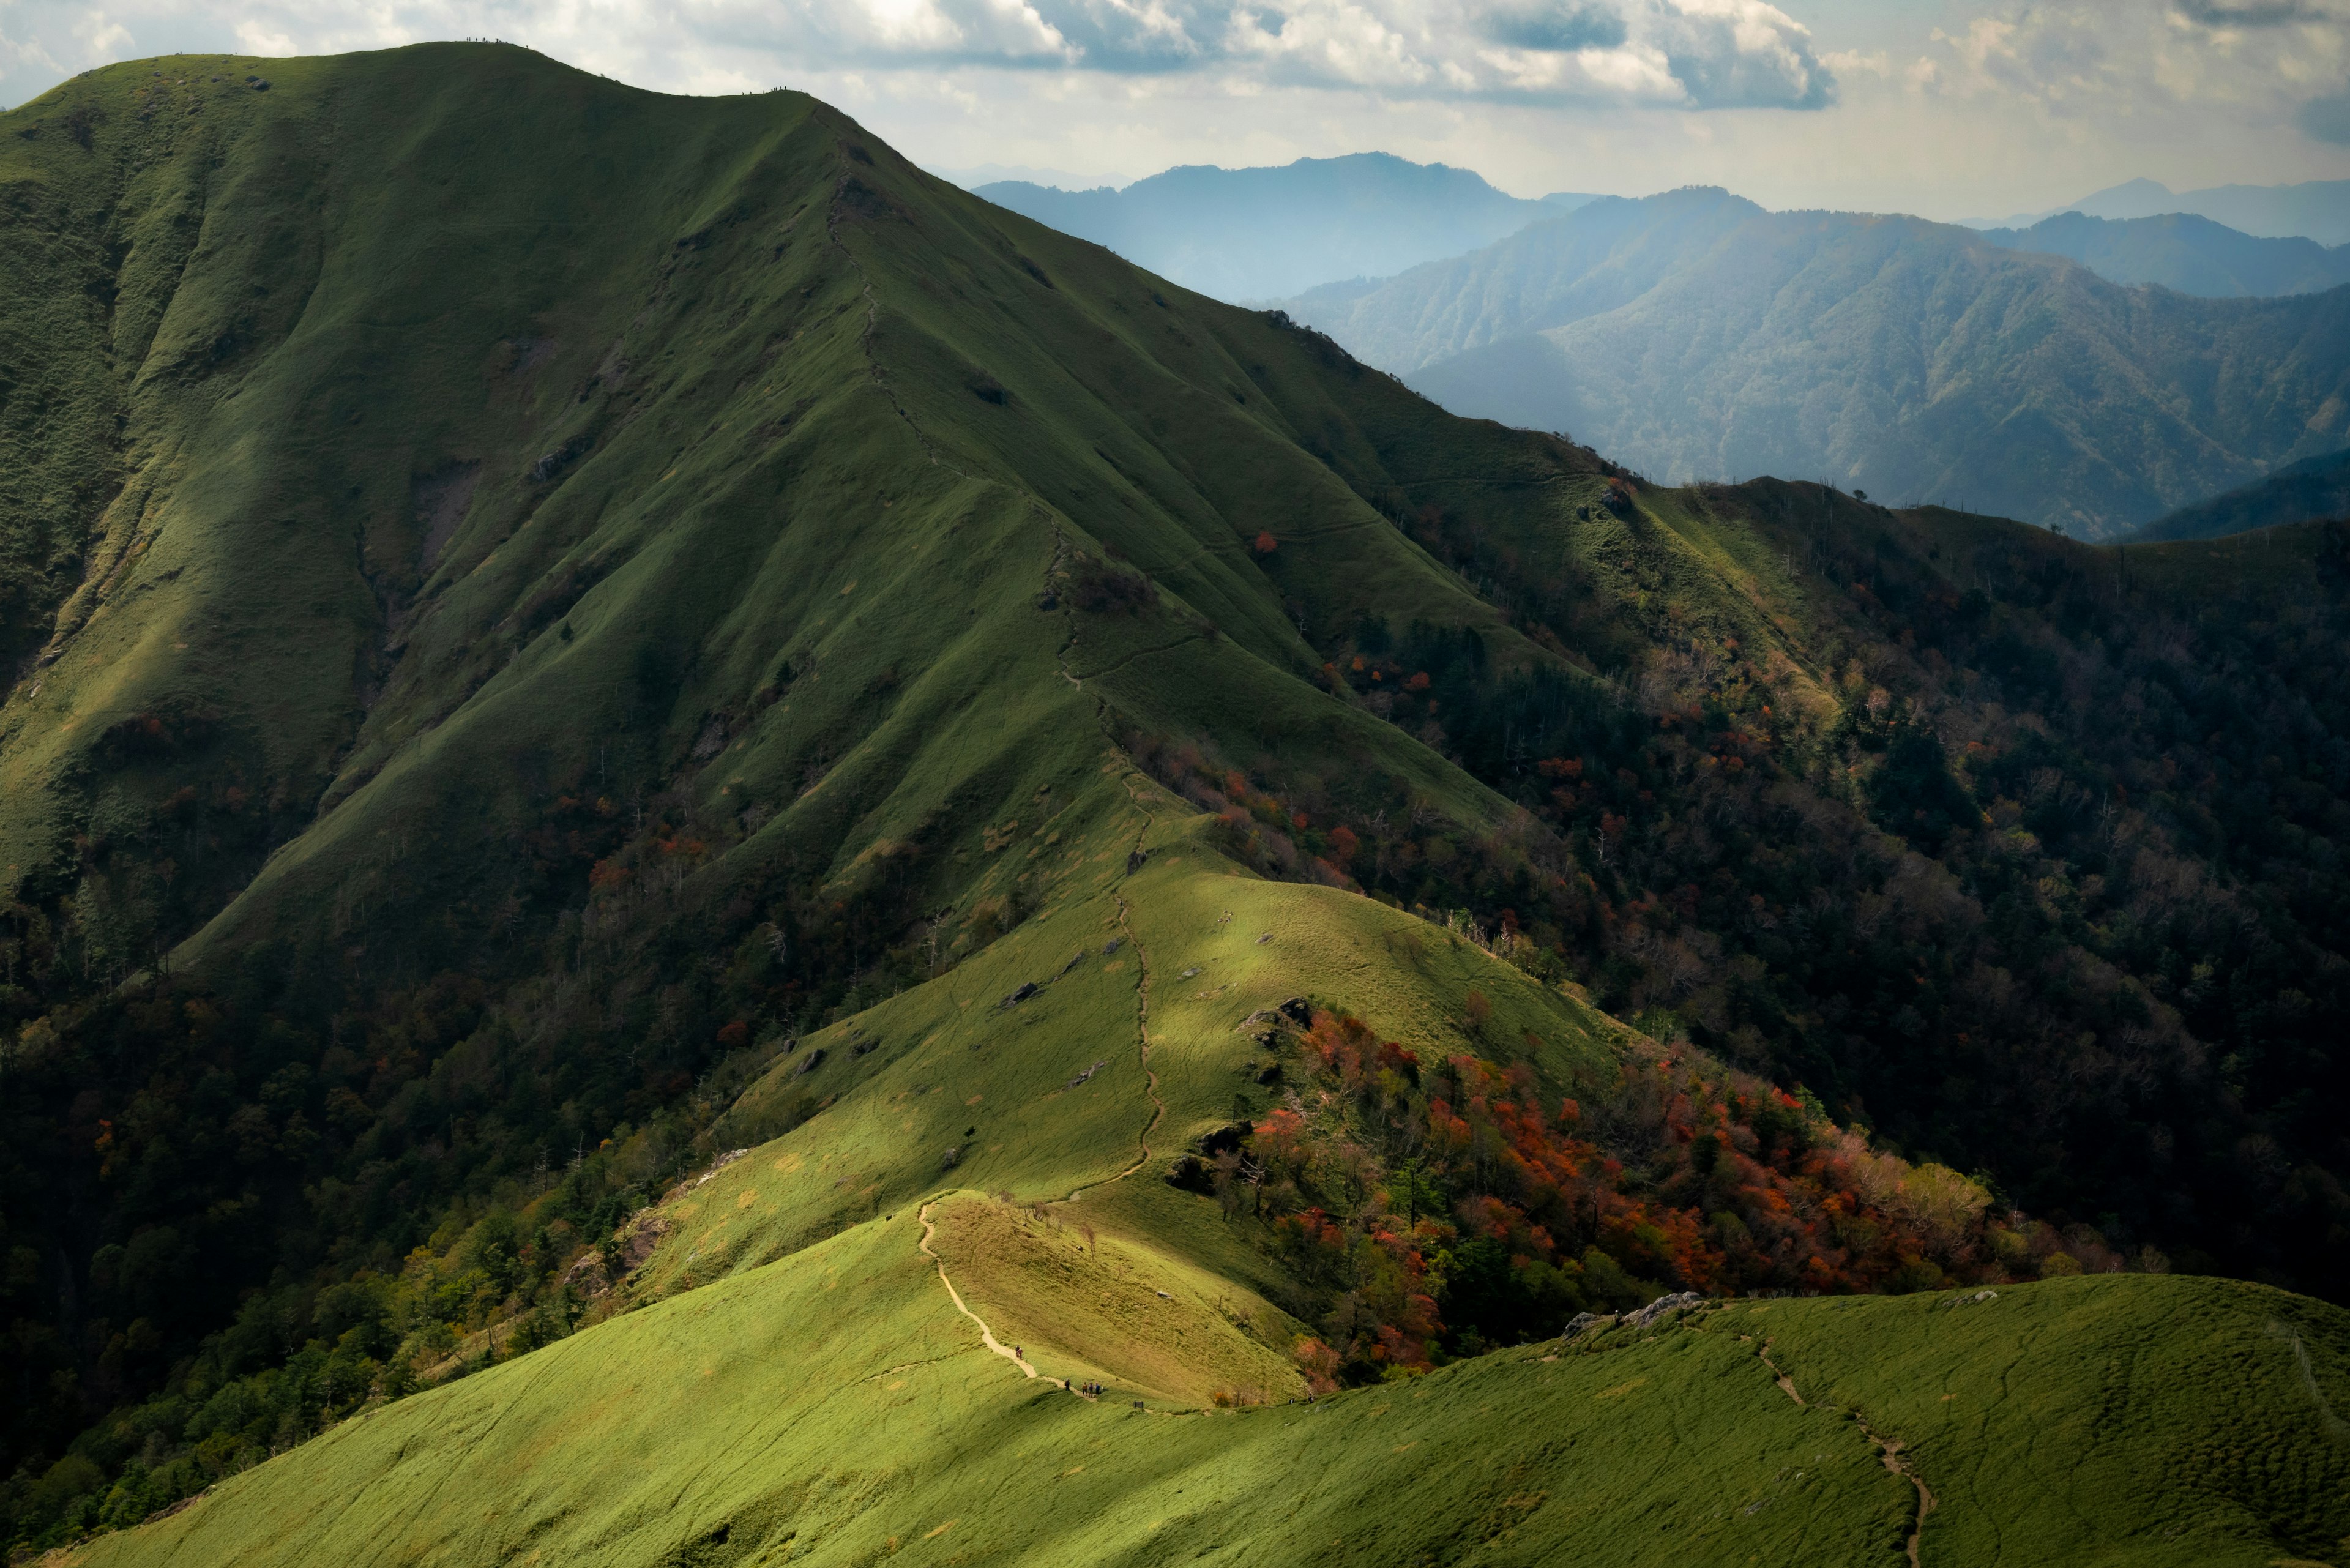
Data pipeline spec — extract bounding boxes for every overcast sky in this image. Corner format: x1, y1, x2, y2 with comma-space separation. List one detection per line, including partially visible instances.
1, 0, 2341, 218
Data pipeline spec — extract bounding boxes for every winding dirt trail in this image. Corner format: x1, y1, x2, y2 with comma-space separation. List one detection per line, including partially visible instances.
916, 1201, 1039, 1381
1755, 1338, 1935, 1566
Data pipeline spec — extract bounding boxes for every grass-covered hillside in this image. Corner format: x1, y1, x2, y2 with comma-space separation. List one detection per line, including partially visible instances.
4, 43, 2350, 1563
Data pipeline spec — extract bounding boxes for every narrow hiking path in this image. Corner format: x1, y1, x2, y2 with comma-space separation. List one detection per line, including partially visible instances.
1038, 522, 1166, 1198
917, 1201, 1039, 1381
1755, 1338, 1804, 1406
1755, 1338, 1935, 1567
1066, 770, 1165, 1200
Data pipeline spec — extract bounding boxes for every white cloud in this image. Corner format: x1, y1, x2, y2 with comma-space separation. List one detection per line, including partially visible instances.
1904, 0, 2350, 122
1, 0, 2342, 217
0, 0, 1832, 109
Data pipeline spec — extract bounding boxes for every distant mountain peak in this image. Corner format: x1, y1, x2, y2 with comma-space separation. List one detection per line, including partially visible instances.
974, 151, 1557, 301
2071, 176, 2176, 213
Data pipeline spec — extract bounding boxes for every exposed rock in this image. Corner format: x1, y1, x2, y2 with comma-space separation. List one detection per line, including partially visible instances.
1627, 1291, 1706, 1328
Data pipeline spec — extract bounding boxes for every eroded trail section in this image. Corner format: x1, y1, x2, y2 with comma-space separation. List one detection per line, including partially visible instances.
1755, 1339, 1804, 1405
1068, 772, 1166, 1198
916, 1202, 1037, 1380
1862, 1418, 1938, 1568
1755, 1338, 1933, 1566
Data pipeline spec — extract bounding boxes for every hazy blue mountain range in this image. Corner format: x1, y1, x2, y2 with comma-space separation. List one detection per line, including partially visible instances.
2130, 447, 2350, 542
975, 152, 1595, 301
1286, 187, 2350, 537
1977, 211, 2350, 297
1970, 176, 2350, 247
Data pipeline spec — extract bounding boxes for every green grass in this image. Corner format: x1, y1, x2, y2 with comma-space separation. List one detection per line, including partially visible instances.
630, 776, 1617, 1299
65, 778, 2350, 1565
0, 42, 1544, 980
67, 1231, 2350, 1567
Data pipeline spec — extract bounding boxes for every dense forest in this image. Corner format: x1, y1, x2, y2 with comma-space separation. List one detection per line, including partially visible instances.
1204, 1004, 2087, 1387
1263, 482, 2350, 1305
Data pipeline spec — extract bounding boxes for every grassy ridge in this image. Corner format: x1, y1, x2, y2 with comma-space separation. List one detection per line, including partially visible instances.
0, 40, 1595, 1001
65, 758, 2350, 1564
67, 1231, 2350, 1566
632, 796, 1618, 1302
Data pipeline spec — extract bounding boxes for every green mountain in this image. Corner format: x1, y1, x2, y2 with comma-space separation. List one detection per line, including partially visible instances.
1979, 211, 2350, 298
4, 45, 2350, 1565
2131, 446, 2350, 542
1286, 186, 2350, 537
975, 153, 1559, 302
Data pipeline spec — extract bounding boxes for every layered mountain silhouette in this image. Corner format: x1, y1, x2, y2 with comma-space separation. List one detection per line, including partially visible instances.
1979, 210, 2350, 298
2132, 446, 2350, 542
1975, 174, 2350, 247
4, 45, 2349, 1567
1288, 187, 2350, 537
976, 152, 1593, 301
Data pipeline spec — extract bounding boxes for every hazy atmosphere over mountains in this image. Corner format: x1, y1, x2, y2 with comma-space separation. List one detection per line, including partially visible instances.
974, 155, 1593, 303
1969, 176, 2350, 247
1286, 187, 2350, 537
5, 2, 2350, 1564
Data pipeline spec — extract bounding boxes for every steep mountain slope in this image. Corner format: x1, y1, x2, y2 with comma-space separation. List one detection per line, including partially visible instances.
0, 43, 1602, 1542
975, 153, 1556, 301
2131, 446, 2350, 542
6, 44, 2350, 1566
1979, 211, 2350, 297
1356, 477, 2350, 1302
1286, 187, 2350, 537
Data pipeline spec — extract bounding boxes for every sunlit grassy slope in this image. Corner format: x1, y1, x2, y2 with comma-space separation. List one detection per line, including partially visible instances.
68, 1211, 2350, 1567
68, 764, 2350, 1567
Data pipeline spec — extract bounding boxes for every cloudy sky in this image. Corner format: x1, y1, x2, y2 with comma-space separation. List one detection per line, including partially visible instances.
0, 0, 2340, 217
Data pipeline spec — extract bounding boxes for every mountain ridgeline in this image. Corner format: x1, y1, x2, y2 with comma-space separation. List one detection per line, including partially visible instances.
1993, 173, 2350, 247
1979, 209, 2350, 299
1288, 186, 2350, 538
974, 152, 1589, 302
2130, 446, 2350, 542
1, 45, 2348, 1566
